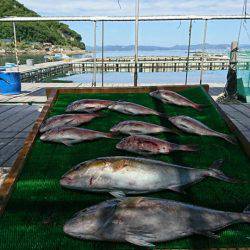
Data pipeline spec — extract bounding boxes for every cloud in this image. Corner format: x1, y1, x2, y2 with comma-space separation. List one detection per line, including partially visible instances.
18, 0, 245, 16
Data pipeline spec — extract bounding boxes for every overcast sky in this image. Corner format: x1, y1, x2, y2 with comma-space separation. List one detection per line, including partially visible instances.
18, 0, 250, 47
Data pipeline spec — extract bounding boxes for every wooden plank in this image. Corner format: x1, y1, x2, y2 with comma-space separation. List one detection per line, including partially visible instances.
0, 105, 16, 114
5, 108, 41, 132
0, 106, 39, 131
0, 105, 29, 122
45, 84, 210, 96
0, 89, 58, 215
0, 139, 24, 166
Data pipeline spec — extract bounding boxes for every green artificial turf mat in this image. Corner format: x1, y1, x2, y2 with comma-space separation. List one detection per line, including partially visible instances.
0, 86, 249, 249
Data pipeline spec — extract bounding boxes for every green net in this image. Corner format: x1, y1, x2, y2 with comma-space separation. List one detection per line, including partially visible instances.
237, 50, 250, 102
0, 86, 249, 249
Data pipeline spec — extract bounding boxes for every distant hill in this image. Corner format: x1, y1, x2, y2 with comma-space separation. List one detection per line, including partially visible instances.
87, 44, 250, 51
0, 0, 85, 49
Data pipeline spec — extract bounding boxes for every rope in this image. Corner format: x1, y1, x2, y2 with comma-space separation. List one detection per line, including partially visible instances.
237, 0, 248, 44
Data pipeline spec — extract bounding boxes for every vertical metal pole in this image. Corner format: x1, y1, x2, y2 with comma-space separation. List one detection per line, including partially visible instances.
92, 21, 97, 87
199, 20, 208, 85
101, 21, 104, 87
185, 20, 192, 85
134, 0, 140, 87
13, 22, 19, 71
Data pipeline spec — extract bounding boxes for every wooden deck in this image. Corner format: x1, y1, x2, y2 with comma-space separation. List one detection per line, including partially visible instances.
0, 83, 249, 186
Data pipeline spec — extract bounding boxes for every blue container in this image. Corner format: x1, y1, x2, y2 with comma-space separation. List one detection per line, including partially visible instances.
0, 72, 21, 95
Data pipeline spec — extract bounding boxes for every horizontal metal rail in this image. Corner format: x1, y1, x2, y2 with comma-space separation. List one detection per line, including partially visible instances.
0, 15, 250, 22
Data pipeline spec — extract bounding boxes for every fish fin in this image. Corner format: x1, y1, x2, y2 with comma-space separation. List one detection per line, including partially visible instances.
208, 159, 242, 183
168, 185, 186, 194
242, 205, 250, 223
243, 204, 250, 214
177, 144, 199, 152
109, 191, 126, 198
125, 235, 155, 248
61, 140, 73, 147
195, 230, 220, 239
220, 134, 237, 145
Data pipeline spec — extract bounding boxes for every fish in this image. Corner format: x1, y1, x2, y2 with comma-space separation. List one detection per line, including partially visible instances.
169, 115, 236, 144
108, 101, 168, 118
110, 120, 175, 135
39, 113, 101, 133
60, 156, 238, 198
150, 89, 205, 111
116, 135, 198, 155
40, 126, 113, 146
63, 197, 250, 247
66, 99, 114, 113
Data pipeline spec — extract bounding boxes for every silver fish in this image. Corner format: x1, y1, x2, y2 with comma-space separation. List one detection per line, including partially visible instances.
40, 114, 100, 133
40, 126, 113, 146
110, 120, 175, 135
66, 99, 114, 113
116, 135, 198, 155
169, 115, 236, 144
150, 90, 204, 111
64, 197, 250, 247
108, 101, 167, 117
60, 156, 237, 197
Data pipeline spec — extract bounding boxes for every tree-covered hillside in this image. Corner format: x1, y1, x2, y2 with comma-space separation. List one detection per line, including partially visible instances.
0, 0, 85, 49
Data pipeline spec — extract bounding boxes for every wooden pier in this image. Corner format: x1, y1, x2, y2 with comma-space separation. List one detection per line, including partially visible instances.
6, 55, 248, 82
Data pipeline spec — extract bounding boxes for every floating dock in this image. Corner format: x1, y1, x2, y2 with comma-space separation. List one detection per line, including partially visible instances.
6, 55, 249, 82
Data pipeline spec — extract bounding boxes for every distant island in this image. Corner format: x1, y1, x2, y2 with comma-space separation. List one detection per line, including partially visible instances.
87, 44, 250, 51
0, 0, 85, 55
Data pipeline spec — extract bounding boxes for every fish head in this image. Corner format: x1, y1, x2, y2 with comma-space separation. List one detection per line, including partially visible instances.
40, 130, 53, 142
110, 123, 121, 133
149, 90, 161, 98
60, 162, 87, 189
40, 127, 65, 142
64, 199, 120, 240
63, 209, 100, 240
66, 101, 80, 112
39, 122, 47, 133
116, 137, 128, 150
60, 159, 108, 189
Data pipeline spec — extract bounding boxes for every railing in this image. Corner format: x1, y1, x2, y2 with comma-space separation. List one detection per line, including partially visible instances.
1, 14, 250, 86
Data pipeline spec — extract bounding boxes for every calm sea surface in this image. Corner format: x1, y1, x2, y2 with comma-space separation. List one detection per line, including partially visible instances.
0, 49, 228, 84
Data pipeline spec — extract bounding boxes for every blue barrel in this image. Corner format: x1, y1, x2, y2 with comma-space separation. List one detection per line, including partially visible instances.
0, 72, 21, 95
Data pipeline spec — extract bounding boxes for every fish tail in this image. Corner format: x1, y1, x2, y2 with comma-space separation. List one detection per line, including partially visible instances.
177, 144, 199, 152
158, 112, 169, 119
241, 205, 250, 223
194, 104, 211, 111
207, 159, 242, 183
104, 132, 122, 139
218, 133, 237, 145
94, 112, 105, 118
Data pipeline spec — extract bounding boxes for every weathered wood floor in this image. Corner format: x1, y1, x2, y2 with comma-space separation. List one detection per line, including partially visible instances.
0, 83, 249, 186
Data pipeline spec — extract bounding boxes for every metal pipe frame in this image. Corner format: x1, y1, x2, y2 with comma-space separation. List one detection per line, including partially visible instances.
200, 20, 208, 85
92, 21, 97, 87
12, 22, 19, 71
1, 15, 250, 22
185, 20, 193, 85
101, 21, 104, 87
134, 0, 140, 87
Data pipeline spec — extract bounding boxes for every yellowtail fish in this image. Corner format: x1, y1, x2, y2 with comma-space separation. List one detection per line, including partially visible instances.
64, 197, 250, 247
60, 156, 237, 198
